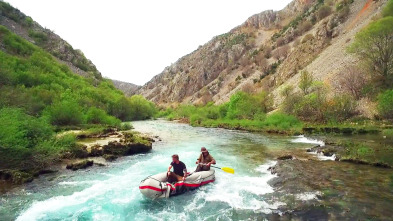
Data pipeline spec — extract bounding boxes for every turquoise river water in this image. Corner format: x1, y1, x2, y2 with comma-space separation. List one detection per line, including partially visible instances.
1, 120, 389, 220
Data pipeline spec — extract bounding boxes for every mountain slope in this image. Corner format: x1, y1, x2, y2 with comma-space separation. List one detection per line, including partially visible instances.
138, 0, 387, 108
111, 79, 140, 96
0, 1, 101, 81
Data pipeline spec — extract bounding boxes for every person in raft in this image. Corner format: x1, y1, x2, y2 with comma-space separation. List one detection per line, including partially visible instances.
195, 147, 216, 172
167, 154, 187, 183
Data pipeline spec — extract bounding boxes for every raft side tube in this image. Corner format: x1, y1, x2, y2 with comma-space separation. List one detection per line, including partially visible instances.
139, 169, 215, 199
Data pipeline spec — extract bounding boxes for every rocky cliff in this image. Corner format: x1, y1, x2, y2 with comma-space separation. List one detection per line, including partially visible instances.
138, 0, 387, 109
111, 79, 140, 96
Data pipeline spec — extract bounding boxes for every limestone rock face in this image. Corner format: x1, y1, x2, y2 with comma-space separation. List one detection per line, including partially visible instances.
136, 0, 318, 105
243, 10, 279, 29
111, 80, 141, 96
137, 0, 385, 114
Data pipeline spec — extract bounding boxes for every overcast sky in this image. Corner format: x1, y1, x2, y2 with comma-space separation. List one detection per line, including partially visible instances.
6, 0, 292, 85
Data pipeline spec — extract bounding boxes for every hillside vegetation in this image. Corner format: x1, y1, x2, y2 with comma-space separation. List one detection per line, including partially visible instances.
141, 0, 392, 125
0, 23, 156, 177
157, 0, 393, 134
0, 1, 101, 80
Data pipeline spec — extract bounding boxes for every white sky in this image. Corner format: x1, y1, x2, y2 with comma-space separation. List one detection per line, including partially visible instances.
6, 0, 292, 85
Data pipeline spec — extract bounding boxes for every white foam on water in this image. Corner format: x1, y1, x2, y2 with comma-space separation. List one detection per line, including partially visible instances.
17, 181, 113, 220
16, 162, 144, 221
190, 161, 279, 214
318, 154, 336, 161
58, 180, 99, 186
291, 135, 325, 146
307, 151, 336, 161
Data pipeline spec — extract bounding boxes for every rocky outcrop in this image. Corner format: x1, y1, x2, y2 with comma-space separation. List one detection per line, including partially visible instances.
134, 0, 320, 105
277, 155, 294, 160
137, 0, 386, 112
103, 141, 152, 156
0, 170, 33, 184
111, 79, 141, 96
84, 131, 153, 161
66, 160, 94, 171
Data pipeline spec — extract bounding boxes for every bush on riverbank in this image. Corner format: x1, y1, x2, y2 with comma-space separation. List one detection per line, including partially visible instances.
158, 92, 301, 133
0, 108, 79, 170
378, 90, 393, 119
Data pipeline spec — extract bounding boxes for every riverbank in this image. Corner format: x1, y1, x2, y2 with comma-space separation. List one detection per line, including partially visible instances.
0, 127, 154, 193
168, 114, 393, 168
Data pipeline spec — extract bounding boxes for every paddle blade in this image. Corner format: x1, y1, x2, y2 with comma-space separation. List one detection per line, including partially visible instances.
221, 167, 235, 174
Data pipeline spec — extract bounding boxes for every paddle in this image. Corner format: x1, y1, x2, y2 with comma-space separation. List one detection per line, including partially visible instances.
211, 165, 235, 174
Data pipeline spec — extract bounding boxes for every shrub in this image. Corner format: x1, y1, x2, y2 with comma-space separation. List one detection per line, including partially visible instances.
339, 66, 367, 99
272, 45, 290, 60
299, 70, 314, 95
0, 108, 53, 149
86, 107, 121, 127
293, 92, 325, 121
109, 97, 133, 121
276, 37, 285, 46
263, 113, 302, 130
226, 91, 268, 120
378, 90, 393, 119
382, 0, 393, 17
337, 5, 350, 22
298, 20, 313, 34
24, 17, 33, 27
1, 26, 35, 56
301, 34, 314, 43
324, 95, 357, 122
28, 30, 48, 45
45, 96, 84, 126
128, 95, 157, 120
348, 17, 393, 85
317, 5, 332, 20
119, 122, 133, 131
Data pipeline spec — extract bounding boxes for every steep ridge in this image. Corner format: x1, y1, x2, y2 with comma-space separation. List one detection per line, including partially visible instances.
0, 1, 102, 81
138, 0, 387, 108
111, 79, 141, 96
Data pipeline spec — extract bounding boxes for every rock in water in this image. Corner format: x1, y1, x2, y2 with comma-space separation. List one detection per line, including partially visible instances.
66, 160, 94, 171
277, 155, 294, 160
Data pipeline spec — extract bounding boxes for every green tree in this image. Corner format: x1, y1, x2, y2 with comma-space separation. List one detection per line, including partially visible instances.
0, 108, 53, 149
299, 71, 314, 95
378, 90, 393, 119
348, 17, 393, 85
129, 95, 157, 120
85, 107, 121, 126
45, 95, 84, 126
226, 91, 267, 120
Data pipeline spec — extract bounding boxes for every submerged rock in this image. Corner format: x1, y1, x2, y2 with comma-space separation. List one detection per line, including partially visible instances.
0, 170, 34, 184
66, 160, 94, 171
103, 141, 152, 156
103, 154, 118, 162
89, 144, 103, 157
277, 155, 293, 160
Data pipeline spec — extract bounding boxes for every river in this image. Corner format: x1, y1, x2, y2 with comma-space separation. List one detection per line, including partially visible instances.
0, 120, 392, 220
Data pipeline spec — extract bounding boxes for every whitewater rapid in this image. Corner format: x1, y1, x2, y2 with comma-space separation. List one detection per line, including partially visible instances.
10, 120, 296, 220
